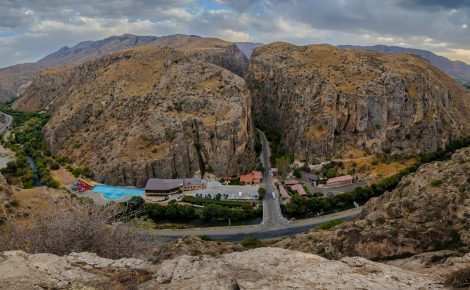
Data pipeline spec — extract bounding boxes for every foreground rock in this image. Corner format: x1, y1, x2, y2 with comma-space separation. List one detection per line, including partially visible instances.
15, 46, 256, 186
274, 147, 470, 259
0, 250, 156, 289
248, 43, 470, 161
0, 248, 454, 290
144, 247, 446, 289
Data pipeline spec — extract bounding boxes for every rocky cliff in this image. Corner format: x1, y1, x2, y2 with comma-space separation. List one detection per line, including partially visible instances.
16, 47, 256, 186
2, 34, 248, 103
0, 248, 454, 290
274, 147, 470, 259
248, 43, 470, 161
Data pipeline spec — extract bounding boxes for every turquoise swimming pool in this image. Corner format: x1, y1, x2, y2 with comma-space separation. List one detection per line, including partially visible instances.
92, 184, 144, 200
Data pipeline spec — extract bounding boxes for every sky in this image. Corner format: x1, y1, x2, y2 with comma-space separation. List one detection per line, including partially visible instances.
1, 0, 470, 67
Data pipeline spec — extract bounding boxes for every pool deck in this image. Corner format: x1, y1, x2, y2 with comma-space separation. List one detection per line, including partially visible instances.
77, 188, 166, 205
78, 190, 112, 205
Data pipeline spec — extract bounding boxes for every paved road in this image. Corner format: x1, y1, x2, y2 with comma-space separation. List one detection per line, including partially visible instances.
257, 128, 291, 228
155, 207, 361, 242
153, 128, 362, 241
0, 112, 12, 134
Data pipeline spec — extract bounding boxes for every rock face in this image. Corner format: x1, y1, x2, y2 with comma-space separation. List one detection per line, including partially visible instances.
2, 34, 248, 103
0, 250, 156, 289
16, 47, 256, 186
142, 247, 444, 289
248, 43, 470, 161
0, 248, 450, 290
274, 147, 470, 259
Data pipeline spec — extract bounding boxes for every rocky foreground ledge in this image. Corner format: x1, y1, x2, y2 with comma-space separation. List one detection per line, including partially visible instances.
1, 247, 463, 289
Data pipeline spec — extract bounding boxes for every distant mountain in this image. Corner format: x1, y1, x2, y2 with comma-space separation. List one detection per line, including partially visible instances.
235, 42, 264, 57
36, 34, 161, 67
338, 44, 470, 81
0, 34, 247, 102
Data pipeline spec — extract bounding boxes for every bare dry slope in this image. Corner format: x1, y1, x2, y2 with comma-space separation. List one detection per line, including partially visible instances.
1, 34, 248, 103
249, 43, 470, 161
274, 147, 470, 260
15, 46, 256, 186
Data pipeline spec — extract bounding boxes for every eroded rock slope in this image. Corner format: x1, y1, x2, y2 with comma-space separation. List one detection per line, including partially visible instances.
3, 34, 248, 103
16, 47, 255, 186
274, 147, 470, 259
248, 43, 470, 161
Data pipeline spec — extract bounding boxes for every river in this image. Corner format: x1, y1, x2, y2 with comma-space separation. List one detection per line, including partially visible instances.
26, 156, 41, 186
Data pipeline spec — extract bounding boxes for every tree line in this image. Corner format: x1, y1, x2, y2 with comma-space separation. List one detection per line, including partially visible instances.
282, 137, 470, 218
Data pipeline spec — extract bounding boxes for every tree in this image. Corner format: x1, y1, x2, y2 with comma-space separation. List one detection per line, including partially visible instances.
258, 187, 266, 200
276, 157, 291, 176
293, 167, 302, 178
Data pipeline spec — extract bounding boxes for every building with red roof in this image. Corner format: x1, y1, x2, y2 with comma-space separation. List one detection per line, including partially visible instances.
291, 184, 307, 196
284, 179, 299, 186
326, 175, 353, 187
240, 171, 263, 185
279, 184, 290, 200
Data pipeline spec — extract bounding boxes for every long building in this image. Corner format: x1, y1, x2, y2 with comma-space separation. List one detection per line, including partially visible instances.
326, 175, 353, 187
145, 178, 207, 196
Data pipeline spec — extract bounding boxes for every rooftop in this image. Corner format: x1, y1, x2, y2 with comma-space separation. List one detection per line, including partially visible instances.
145, 178, 183, 191
291, 184, 307, 196
300, 171, 319, 181
284, 179, 299, 185
327, 175, 353, 183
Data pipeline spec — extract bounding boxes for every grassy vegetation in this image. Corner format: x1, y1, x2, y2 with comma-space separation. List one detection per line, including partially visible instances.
240, 235, 262, 248
317, 219, 343, 230
282, 137, 470, 218
121, 196, 262, 223
0, 104, 63, 188
65, 165, 93, 178
257, 125, 294, 170
182, 196, 255, 207
430, 179, 443, 187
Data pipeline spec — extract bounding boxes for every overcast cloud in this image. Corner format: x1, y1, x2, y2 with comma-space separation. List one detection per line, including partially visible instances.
1, 0, 470, 67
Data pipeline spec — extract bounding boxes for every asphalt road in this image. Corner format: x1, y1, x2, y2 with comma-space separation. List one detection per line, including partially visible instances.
155, 207, 361, 242
0, 112, 12, 134
154, 128, 362, 241
257, 128, 291, 228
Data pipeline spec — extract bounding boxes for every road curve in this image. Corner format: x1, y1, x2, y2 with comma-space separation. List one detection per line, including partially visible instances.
154, 207, 361, 242
0, 111, 12, 134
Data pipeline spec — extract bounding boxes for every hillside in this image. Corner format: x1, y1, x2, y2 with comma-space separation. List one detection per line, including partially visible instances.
274, 147, 470, 259
248, 43, 470, 161
0, 34, 248, 102
339, 44, 470, 81
14, 46, 256, 186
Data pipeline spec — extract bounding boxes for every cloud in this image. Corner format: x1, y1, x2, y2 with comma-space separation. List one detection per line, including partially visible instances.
2, 0, 470, 66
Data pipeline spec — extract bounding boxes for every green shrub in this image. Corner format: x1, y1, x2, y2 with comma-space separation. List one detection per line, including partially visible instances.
317, 219, 343, 230
459, 183, 468, 193
198, 235, 213, 241
8, 199, 20, 207
50, 162, 60, 170
241, 235, 262, 248
431, 179, 443, 187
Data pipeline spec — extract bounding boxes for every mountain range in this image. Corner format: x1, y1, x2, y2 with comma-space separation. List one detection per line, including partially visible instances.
338, 44, 470, 81
0, 34, 245, 102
